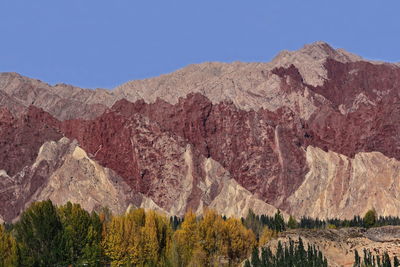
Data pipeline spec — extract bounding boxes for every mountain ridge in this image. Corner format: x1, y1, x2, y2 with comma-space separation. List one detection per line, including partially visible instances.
1, 41, 400, 222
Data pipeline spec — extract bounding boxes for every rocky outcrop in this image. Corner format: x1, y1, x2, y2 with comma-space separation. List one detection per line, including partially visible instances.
0, 137, 140, 222
288, 146, 400, 219
266, 227, 400, 267
29, 137, 140, 215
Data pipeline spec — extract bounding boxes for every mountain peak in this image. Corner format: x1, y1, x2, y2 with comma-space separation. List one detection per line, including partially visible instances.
271, 41, 363, 86
301, 41, 336, 57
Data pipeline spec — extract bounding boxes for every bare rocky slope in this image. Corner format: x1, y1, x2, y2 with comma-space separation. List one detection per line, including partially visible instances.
1, 41, 400, 223
266, 226, 400, 267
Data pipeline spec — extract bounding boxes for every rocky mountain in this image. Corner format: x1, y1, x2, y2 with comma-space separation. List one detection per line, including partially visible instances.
1, 41, 400, 222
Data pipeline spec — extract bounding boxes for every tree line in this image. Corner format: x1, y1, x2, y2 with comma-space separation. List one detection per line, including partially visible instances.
0, 200, 258, 266
245, 237, 328, 267
354, 248, 400, 267
243, 208, 400, 231
1, 200, 397, 266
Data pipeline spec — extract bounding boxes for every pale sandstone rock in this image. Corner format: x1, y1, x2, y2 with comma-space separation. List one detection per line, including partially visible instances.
288, 146, 400, 219
197, 157, 282, 218
0, 137, 152, 222
29, 138, 138, 214
208, 178, 284, 218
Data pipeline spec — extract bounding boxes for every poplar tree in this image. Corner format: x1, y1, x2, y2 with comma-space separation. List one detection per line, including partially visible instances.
14, 200, 65, 266
0, 224, 18, 267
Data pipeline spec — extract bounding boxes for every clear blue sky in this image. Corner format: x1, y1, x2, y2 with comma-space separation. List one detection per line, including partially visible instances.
0, 0, 399, 89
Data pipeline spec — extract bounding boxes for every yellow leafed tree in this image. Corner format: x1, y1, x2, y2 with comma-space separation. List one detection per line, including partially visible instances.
102, 209, 144, 266
173, 210, 199, 266
0, 224, 18, 267
197, 209, 227, 266
259, 226, 277, 247
224, 218, 256, 265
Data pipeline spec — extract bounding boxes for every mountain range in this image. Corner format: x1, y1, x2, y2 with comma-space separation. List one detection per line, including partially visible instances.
1, 41, 400, 223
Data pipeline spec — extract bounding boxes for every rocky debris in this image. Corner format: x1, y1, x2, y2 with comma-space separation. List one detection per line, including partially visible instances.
207, 178, 284, 218
365, 226, 400, 242
266, 227, 400, 267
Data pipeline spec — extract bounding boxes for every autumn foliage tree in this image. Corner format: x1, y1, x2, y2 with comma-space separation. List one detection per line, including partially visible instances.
0, 224, 18, 267
3, 201, 268, 266
173, 210, 199, 266
102, 208, 172, 266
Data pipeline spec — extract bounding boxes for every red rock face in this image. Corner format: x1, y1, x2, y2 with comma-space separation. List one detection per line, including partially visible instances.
299, 60, 400, 160
0, 107, 63, 221
64, 94, 309, 209
0, 106, 62, 176
313, 59, 400, 108
99, 59, 400, 211
60, 108, 210, 212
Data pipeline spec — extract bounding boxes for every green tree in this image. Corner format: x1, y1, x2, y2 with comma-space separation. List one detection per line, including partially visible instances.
79, 212, 104, 266
58, 202, 98, 265
383, 252, 391, 267
273, 210, 286, 232
353, 249, 360, 267
394, 256, 400, 267
14, 200, 65, 266
363, 209, 377, 228
250, 247, 261, 267
243, 209, 263, 237
287, 216, 298, 229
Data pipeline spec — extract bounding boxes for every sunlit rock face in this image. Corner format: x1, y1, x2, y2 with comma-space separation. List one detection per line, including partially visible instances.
0, 136, 142, 222
288, 146, 400, 219
1, 42, 400, 221
30, 138, 139, 215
